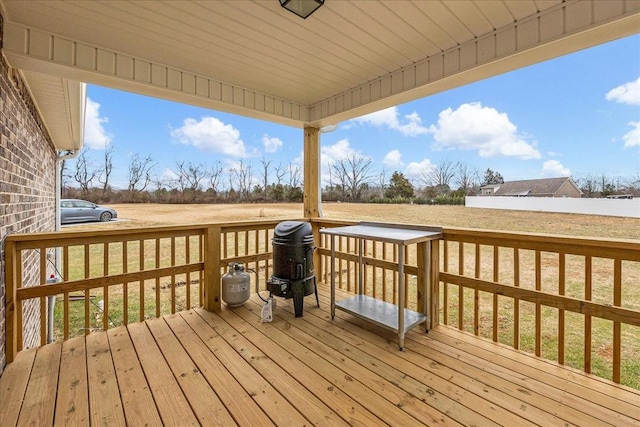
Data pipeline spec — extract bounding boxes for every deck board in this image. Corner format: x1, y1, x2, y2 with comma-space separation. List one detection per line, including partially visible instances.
107, 326, 163, 426
0, 347, 36, 426
17, 343, 60, 426
55, 336, 89, 426
127, 321, 199, 426
1, 284, 639, 427
86, 330, 125, 426
164, 312, 278, 426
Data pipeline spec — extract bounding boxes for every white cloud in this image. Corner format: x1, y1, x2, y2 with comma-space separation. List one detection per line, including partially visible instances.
321, 138, 359, 165
622, 121, 640, 148
429, 102, 541, 159
404, 158, 434, 182
541, 160, 570, 177
351, 106, 429, 136
262, 134, 283, 153
606, 77, 640, 105
383, 150, 403, 168
170, 117, 246, 157
84, 98, 112, 149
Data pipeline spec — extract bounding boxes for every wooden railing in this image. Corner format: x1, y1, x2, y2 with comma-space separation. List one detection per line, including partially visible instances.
4, 218, 640, 386
3, 219, 283, 363
438, 228, 640, 385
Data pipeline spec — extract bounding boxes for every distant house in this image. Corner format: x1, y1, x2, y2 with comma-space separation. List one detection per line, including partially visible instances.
482, 177, 583, 198
479, 184, 501, 195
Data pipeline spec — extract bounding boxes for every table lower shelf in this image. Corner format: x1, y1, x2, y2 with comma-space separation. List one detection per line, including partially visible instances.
334, 295, 428, 333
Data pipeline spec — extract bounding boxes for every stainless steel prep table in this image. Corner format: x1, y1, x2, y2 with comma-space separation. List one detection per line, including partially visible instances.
320, 223, 442, 350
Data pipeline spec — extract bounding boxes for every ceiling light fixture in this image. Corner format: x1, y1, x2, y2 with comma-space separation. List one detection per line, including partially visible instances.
279, 0, 324, 19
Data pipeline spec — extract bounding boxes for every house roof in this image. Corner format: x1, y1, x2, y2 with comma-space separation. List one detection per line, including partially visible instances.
493, 177, 581, 197
1, 1, 639, 150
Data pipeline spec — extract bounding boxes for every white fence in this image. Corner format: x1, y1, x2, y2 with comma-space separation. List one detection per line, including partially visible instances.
465, 196, 640, 218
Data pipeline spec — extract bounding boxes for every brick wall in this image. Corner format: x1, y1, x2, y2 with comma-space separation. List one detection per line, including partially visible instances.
0, 50, 58, 374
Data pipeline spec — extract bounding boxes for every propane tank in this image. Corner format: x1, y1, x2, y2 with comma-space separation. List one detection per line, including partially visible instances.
221, 262, 251, 307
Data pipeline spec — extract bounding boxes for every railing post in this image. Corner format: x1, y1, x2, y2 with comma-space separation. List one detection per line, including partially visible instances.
203, 225, 221, 312
5, 239, 18, 363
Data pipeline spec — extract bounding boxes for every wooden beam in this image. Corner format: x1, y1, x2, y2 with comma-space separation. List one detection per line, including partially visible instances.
303, 126, 321, 219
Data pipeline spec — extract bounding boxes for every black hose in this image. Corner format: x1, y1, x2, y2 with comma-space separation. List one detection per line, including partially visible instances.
246, 267, 270, 302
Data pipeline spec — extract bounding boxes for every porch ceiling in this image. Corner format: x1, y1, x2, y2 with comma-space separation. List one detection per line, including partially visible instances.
1, 0, 639, 150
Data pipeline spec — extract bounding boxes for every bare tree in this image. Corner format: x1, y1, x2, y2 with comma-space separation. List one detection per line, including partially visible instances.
127, 153, 156, 201
274, 163, 286, 186
208, 161, 224, 195
175, 161, 206, 202
378, 169, 387, 198
288, 162, 302, 189
73, 146, 101, 197
330, 154, 374, 201
260, 157, 272, 200
422, 159, 458, 189
230, 160, 253, 199
455, 162, 479, 195
577, 173, 598, 198
97, 142, 114, 200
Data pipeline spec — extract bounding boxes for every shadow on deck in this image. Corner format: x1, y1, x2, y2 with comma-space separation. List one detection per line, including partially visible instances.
1, 284, 638, 426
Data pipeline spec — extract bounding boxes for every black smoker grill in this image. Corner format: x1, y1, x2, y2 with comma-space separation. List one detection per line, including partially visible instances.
266, 221, 319, 317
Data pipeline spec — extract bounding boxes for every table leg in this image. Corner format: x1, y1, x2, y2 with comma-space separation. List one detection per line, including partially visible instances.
330, 235, 335, 319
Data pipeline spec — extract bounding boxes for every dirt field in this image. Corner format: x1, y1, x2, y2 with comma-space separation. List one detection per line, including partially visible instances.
78, 202, 640, 240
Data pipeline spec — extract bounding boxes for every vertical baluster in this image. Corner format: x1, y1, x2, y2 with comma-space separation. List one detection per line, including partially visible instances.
363, 239, 368, 295
264, 229, 271, 282
199, 233, 204, 307
474, 243, 480, 336
513, 247, 520, 349
103, 243, 109, 331
123, 241, 128, 325
535, 250, 541, 357
393, 244, 398, 305
186, 235, 192, 309
346, 237, 351, 292
63, 246, 70, 340
613, 258, 622, 383
16, 249, 24, 353
155, 239, 161, 318
382, 242, 387, 301
171, 236, 176, 313
493, 246, 499, 342
584, 256, 592, 373
85, 244, 91, 334
372, 241, 377, 299
458, 242, 464, 330
443, 240, 449, 326
558, 253, 566, 364
39, 247, 47, 345
139, 239, 145, 321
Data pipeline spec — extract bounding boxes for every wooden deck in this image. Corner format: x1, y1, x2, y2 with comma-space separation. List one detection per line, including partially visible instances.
2, 284, 639, 427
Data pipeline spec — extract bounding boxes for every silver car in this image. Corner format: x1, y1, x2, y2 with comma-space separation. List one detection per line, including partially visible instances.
60, 199, 117, 224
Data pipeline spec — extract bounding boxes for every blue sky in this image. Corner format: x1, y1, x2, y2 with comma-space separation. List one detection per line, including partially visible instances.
80, 34, 640, 191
